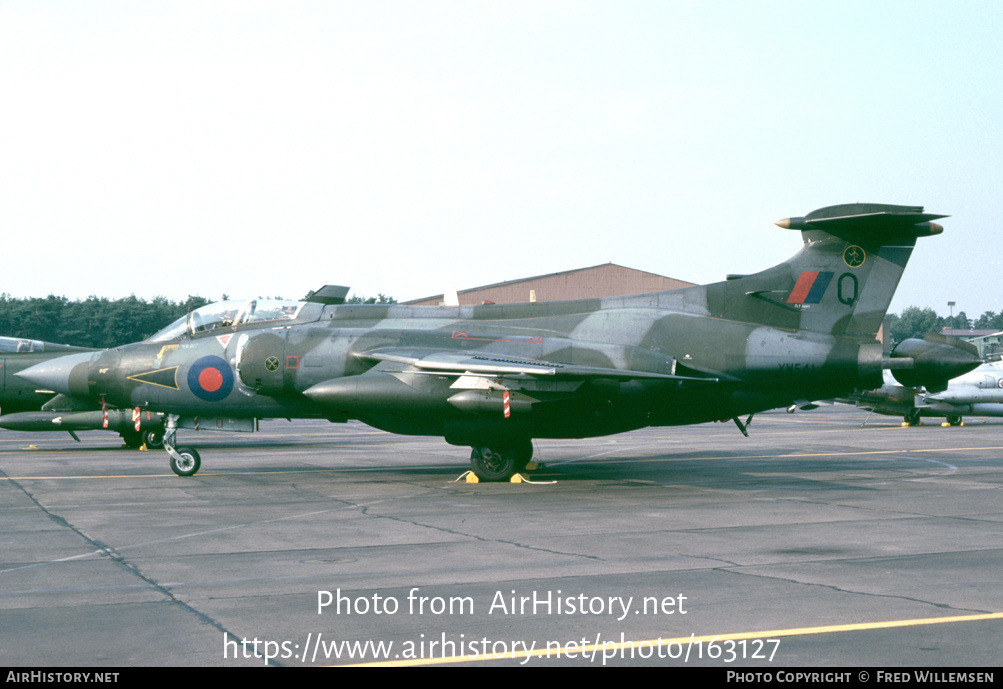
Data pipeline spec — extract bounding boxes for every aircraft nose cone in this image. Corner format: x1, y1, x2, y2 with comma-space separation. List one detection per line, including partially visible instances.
15, 352, 94, 397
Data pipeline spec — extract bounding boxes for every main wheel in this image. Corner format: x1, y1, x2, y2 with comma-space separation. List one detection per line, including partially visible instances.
470, 447, 518, 481
144, 429, 165, 449
470, 440, 533, 481
170, 447, 201, 477
905, 409, 921, 426
947, 415, 963, 426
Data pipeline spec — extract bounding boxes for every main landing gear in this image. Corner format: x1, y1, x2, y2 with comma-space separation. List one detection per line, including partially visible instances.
163, 414, 202, 476
144, 429, 166, 448
469, 438, 533, 482
119, 428, 166, 449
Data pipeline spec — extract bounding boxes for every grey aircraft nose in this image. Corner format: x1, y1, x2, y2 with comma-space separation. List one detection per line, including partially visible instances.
15, 352, 94, 397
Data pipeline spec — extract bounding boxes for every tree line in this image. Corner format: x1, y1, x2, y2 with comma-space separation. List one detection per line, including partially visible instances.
0, 294, 213, 348
0, 293, 396, 348
886, 307, 1003, 343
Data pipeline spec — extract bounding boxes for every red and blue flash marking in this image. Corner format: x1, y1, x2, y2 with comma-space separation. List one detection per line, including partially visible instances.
787, 271, 834, 304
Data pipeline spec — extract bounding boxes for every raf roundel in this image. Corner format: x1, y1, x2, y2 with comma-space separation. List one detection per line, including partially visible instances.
187, 356, 235, 402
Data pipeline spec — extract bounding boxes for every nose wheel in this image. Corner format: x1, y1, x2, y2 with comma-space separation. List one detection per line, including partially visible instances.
169, 447, 201, 476
163, 414, 203, 476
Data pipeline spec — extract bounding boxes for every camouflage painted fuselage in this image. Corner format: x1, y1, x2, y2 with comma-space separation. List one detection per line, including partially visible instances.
39, 203, 950, 449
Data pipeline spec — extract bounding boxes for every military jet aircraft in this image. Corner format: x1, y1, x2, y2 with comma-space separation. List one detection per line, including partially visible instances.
851, 357, 1003, 426
0, 336, 80, 414
17, 203, 980, 480
0, 336, 165, 447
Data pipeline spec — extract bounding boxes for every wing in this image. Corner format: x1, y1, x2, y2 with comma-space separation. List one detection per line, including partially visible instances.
359, 348, 717, 384
304, 348, 719, 413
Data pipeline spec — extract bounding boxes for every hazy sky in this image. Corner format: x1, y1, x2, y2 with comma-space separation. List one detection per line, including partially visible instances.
2, 1, 1001, 318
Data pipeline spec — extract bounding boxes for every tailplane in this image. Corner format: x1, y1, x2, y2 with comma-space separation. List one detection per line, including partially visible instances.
712, 203, 945, 338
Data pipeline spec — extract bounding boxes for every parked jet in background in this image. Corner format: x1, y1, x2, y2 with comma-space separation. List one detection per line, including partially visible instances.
17, 204, 980, 480
851, 358, 1003, 426
0, 336, 164, 447
0, 336, 83, 414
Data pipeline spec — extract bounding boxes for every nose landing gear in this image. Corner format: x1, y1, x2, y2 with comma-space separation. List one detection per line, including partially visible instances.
163, 414, 202, 476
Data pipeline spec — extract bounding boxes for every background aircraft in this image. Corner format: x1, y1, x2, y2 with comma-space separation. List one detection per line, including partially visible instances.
0, 335, 164, 447
850, 358, 1003, 426
18, 203, 980, 480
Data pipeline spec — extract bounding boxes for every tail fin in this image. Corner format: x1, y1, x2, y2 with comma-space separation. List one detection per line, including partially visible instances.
712, 203, 945, 338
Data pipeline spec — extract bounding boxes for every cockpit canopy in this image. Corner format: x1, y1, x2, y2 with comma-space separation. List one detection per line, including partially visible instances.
0, 336, 45, 353
147, 299, 308, 342
0, 336, 90, 354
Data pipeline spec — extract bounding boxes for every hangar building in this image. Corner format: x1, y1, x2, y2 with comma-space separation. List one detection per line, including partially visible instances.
405, 263, 695, 306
